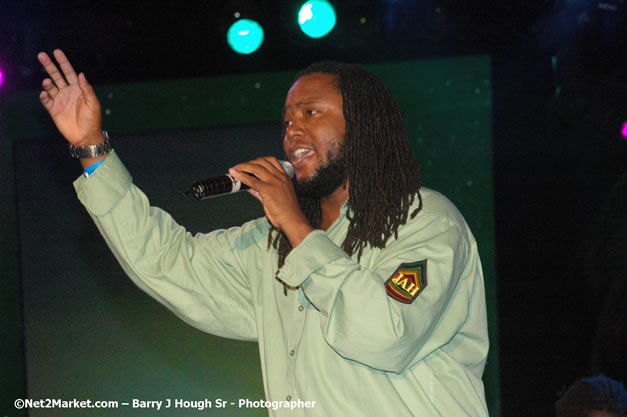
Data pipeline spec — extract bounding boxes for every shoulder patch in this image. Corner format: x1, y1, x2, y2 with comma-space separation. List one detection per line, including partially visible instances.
385, 260, 427, 304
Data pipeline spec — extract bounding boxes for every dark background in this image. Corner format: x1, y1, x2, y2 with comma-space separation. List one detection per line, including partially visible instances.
2, 0, 627, 416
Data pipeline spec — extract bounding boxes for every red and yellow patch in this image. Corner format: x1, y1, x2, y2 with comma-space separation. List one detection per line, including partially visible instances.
385, 260, 427, 304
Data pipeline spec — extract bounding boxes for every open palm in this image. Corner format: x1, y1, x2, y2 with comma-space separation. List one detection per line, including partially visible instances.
38, 49, 103, 146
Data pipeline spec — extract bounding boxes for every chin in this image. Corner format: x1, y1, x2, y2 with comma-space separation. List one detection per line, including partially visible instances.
295, 169, 316, 182
295, 176, 311, 186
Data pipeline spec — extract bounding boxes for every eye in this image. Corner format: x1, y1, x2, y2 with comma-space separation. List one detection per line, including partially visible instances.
306, 109, 319, 116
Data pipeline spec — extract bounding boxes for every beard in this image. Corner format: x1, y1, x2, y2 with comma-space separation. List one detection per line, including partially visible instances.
293, 146, 347, 199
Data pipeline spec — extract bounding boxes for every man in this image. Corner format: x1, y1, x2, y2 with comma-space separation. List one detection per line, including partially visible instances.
555, 375, 627, 417
38, 49, 490, 416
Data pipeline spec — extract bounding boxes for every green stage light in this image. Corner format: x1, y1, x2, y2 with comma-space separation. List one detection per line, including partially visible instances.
227, 19, 264, 54
298, 1, 336, 38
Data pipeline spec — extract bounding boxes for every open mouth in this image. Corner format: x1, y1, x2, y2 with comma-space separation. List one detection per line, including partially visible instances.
292, 147, 315, 167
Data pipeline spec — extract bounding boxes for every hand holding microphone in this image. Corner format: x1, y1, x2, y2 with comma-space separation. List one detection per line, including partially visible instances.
186, 157, 312, 247
229, 157, 313, 246
186, 159, 294, 199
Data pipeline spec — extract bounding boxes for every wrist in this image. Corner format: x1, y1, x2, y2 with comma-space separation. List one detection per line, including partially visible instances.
79, 153, 109, 169
282, 216, 314, 248
70, 128, 108, 146
69, 130, 112, 160
75, 132, 106, 147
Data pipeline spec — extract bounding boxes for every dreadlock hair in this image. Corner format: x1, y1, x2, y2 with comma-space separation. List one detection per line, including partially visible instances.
269, 61, 423, 272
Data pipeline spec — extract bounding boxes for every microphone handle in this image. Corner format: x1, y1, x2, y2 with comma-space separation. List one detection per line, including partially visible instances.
186, 160, 293, 200
190, 175, 249, 200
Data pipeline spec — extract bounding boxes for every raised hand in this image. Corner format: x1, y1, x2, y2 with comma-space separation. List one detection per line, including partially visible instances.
37, 49, 103, 147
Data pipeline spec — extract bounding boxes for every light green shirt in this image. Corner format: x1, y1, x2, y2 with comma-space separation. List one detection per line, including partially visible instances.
74, 150, 489, 416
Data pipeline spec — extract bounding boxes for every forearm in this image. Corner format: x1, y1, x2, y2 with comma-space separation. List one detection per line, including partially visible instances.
74, 151, 258, 340
282, 215, 315, 248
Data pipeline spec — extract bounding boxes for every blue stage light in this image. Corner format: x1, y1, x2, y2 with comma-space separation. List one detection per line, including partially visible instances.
227, 19, 264, 54
298, 1, 336, 38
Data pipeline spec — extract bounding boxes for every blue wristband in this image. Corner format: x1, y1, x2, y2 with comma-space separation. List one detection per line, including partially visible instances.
84, 160, 105, 177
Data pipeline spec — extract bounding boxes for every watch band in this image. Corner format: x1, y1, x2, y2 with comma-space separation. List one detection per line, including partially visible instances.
69, 131, 112, 159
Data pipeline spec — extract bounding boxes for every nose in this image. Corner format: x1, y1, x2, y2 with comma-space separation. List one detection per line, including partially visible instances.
285, 117, 304, 142
282, 131, 291, 152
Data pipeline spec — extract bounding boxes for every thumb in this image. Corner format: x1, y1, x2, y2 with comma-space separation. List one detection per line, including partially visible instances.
247, 189, 262, 202
78, 73, 100, 109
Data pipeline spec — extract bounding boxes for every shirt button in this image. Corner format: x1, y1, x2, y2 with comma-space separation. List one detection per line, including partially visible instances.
286, 395, 292, 401
290, 349, 295, 356
298, 305, 304, 312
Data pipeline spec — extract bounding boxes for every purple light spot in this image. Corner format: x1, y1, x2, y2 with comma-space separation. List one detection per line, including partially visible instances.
622, 122, 627, 138
0, 71, 3, 88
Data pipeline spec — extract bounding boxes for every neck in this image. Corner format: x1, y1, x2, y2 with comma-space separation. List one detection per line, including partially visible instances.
320, 182, 349, 230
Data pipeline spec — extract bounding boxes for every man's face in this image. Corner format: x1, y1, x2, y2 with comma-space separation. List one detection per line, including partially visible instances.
282, 73, 346, 186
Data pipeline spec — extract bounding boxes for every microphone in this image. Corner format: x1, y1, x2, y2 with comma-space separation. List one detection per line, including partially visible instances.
185, 160, 294, 200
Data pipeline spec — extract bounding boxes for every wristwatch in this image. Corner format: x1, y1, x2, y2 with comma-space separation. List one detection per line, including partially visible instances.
69, 131, 112, 159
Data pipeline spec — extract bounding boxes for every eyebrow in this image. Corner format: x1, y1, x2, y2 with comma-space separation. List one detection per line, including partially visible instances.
282, 100, 325, 117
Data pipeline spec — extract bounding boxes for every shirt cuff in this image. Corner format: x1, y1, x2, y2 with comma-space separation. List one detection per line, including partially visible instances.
73, 150, 133, 216
83, 159, 105, 177
277, 230, 350, 287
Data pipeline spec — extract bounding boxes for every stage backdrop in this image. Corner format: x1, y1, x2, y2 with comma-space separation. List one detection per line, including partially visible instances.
3, 56, 498, 416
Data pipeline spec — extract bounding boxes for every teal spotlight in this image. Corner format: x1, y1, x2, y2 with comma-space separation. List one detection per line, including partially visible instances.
227, 19, 264, 54
298, 0, 336, 38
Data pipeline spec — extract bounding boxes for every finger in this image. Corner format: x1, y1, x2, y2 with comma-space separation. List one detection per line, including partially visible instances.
234, 158, 281, 182
77, 73, 100, 110
37, 51, 68, 88
261, 156, 286, 174
39, 91, 54, 112
246, 189, 263, 202
229, 167, 261, 189
53, 49, 78, 84
255, 157, 293, 181
36, 51, 51, 67
42, 78, 59, 99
